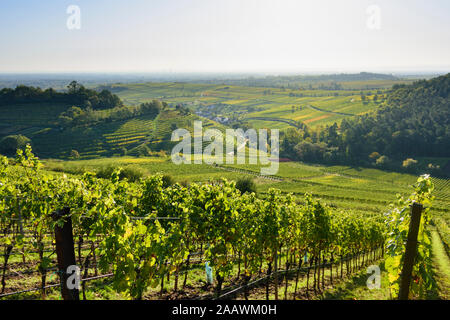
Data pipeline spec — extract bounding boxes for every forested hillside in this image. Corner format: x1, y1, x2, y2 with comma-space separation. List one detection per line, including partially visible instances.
0, 81, 122, 110
0, 82, 175, 158
282, 74, 450, 170
341, 74, 450, 158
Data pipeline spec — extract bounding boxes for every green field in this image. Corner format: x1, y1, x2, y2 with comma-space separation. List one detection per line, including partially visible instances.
111, 82, 388, 129
42, 156, 450, 216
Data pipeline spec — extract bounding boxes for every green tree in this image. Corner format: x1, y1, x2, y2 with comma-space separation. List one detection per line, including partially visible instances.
70, 149, 80, 159
369, 152, 381, 161
376, 155, 390, 167
0, 135, 31, 155
403, 158, 418, 169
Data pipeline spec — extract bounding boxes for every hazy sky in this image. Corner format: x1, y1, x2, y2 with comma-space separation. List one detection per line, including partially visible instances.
1, 0, 449, 73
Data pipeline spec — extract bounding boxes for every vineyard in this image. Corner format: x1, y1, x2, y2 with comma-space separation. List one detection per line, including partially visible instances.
0, 146, 440, 300
111, 82, 387, 129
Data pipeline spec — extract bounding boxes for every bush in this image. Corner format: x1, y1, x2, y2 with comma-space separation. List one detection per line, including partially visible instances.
236, 177, 257, 194
96, 166, 117, 180
121, 166, 144, 182
97, 165, 143, 182
129, 144, 151, 157
0, 135, 31, 155
179, 180, 190, 187
161, 174, 175, 188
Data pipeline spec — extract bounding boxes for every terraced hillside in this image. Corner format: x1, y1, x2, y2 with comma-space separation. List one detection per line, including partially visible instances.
0, 77, 437, 160
4, 83, 375, 158
0, 103, 223, 159
110, 82, 389, 129
32, 114, 157, 158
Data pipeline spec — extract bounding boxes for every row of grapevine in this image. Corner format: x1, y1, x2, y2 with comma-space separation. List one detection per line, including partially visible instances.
0, 146, 434, 300
384, 175, 436, 299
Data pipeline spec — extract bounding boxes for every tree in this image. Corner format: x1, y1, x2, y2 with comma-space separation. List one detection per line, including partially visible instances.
0, 82, 124, 109
136, 145, 151, 157
369, 152, 381, 161
67, 81, 82, 94
236, 177, 257, 194
70, 150, 80, 159
402, 158, 418, 169
376, 155, 390, 167
294, 141, 329, 162
0, 135, 31, 155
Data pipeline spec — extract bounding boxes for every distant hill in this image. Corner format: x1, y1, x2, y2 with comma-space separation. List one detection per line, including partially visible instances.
200, 72, 402, 89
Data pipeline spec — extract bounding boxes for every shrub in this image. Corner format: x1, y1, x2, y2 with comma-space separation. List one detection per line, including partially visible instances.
120, 166, 144, 182
96, 166, 116, 180
0, 135, 31, 155
97, 165, 143, 182
179, 180, 190, 187
161, 174, 175, 188
236, 177, 257, 194
129, 144, 151, 157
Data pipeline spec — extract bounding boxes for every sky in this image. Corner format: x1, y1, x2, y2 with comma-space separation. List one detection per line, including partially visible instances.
0, 0, 449, 74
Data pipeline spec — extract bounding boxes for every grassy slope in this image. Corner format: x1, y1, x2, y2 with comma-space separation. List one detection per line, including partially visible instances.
319, 263, 392, 300
321, 226, 450, 300
431, 227, 450, 299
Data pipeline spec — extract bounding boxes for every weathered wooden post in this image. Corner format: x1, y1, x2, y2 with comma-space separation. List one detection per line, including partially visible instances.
52, 207, 79, 300
398, 202, 423, 300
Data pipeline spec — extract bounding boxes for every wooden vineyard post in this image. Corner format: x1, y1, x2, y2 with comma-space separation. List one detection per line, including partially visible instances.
52, 207, 80, 300
398, 202, 423, 300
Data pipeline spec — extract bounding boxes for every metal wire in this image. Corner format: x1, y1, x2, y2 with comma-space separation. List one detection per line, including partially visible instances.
0, 273, 114, 299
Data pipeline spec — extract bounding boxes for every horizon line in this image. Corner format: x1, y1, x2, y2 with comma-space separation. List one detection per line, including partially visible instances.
1, 70, 449, 76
